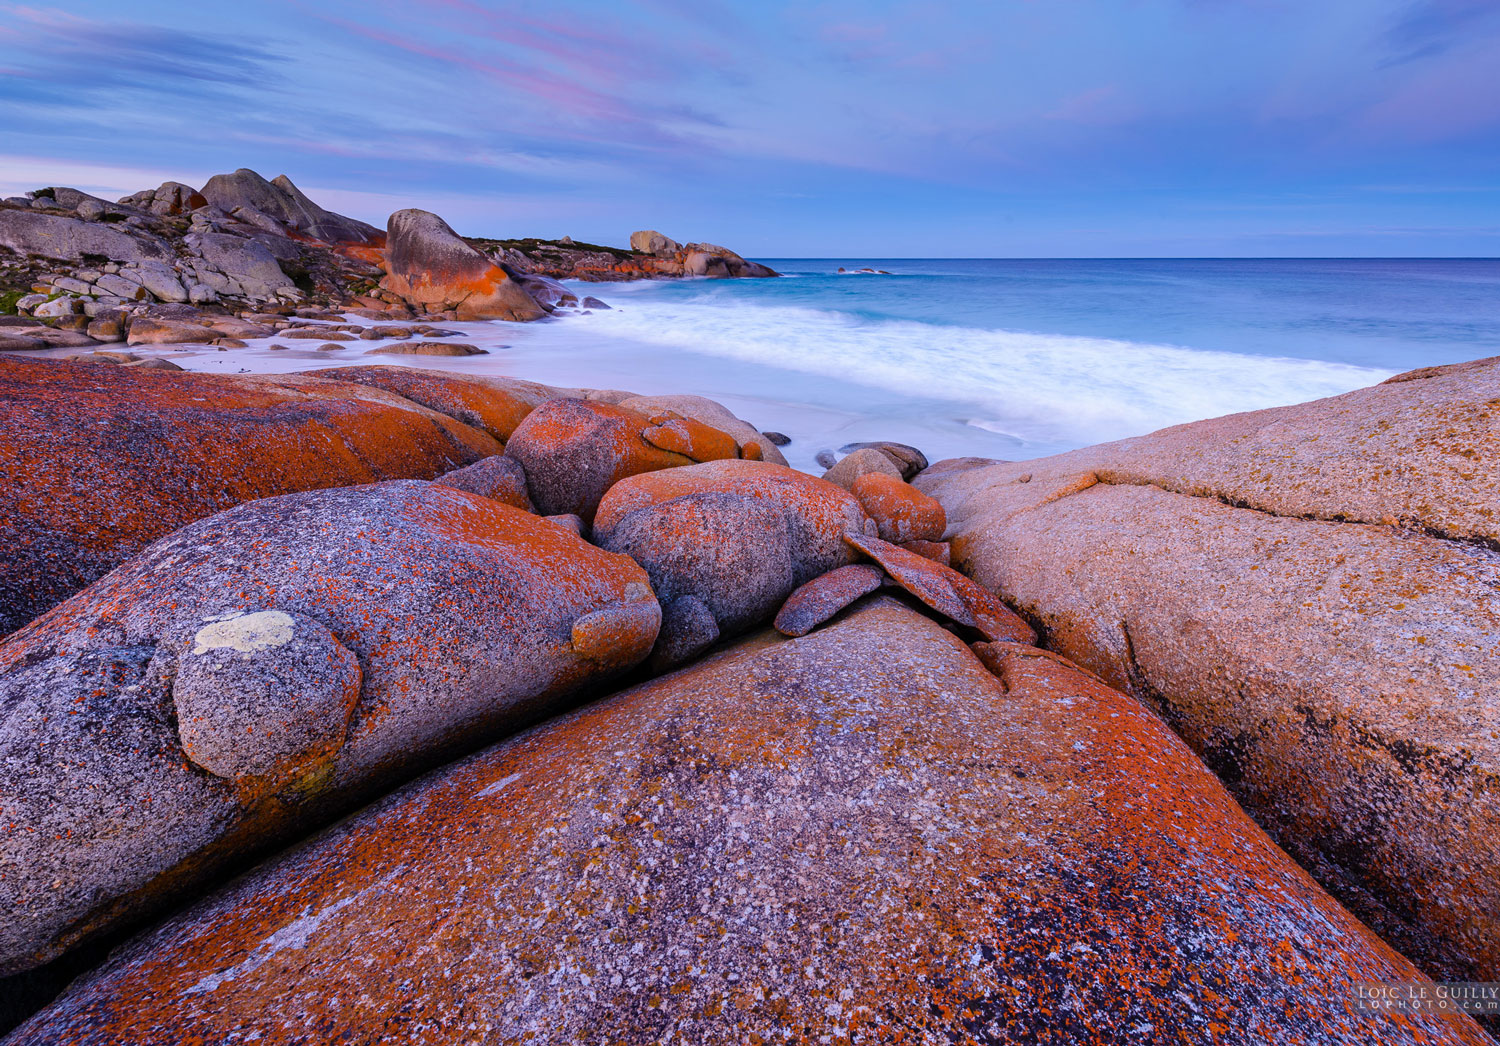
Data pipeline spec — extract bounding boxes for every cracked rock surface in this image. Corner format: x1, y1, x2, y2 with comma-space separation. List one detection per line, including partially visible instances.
7, 598, 1484, 1045
915, 353, 1500, 985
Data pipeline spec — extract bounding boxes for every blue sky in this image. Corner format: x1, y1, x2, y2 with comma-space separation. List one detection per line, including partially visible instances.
1, 0, 1497, 256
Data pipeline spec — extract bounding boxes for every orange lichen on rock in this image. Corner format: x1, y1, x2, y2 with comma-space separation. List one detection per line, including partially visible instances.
504, 398, 739, 521
773, 564, 885, 636
323, 365, 571, 442
9, 598, 1485, 1045
616, 393, 790, 466
845, 531, 1036, 644
900, 538, 950, 565
0, 357, 501, 636
594, 460, 876, 662
380, 209, 547, 321
0, 481, 658, 976
916, 363, 1500, 985
433, 454, 534, 511
851, 471, 946, 542
639, 410, 742, 463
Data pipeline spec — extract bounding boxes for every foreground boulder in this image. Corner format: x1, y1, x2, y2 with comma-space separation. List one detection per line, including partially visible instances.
616, 393, 789, 466
381, 209, 547, 321
324, 366, 579, 443
0, 358, 500, 636
8, 598, 1483, 1045
594, 460, 874, 663
505, 398, 743, 521
0, 481, 659, 975
916, 355, 1500, 984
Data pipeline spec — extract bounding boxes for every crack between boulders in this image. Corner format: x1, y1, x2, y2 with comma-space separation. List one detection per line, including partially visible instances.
1019, 468, 1500, 557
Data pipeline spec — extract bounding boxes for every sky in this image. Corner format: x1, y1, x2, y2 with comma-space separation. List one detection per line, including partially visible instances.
1, 0, 1498, 257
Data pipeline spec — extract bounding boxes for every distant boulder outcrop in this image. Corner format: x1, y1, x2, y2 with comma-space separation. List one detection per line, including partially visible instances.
628, 229, 680, 256
199, 169, 382, 247
624, 229, 777, 278
117, 181, 207, 216
381, 209, 548, 322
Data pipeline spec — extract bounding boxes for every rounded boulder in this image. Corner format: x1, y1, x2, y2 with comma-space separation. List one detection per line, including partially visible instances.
505, 398, 741, 521
172, 609, 361, 787
0, 480, 658, 975
594, 460, 875, 660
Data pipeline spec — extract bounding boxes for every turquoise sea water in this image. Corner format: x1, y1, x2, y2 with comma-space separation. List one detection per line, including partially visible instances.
167, 258, 1500, 470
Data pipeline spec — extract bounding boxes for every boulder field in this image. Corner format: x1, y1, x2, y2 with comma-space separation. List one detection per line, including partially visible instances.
5, 600, 1486, 1044
0, 480, 659, 975
2, 348, 1498, 1042
0, 361, 790, 639
915, 354, 1500, 986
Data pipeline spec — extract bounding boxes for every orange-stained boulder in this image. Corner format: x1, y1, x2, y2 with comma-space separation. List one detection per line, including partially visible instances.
846, 532, 1035, 645
821, 445, 903, 491
323, 365, 578, 442
434, 454, 533, 511
504, 398, 741, 521
0, 357, 501, 637
916, 357, 1500, 984
616, 393, 789, 466
9, 598, 1485, 1045
851, 471, 946, 542
0, 480, 659, 975
381, 209, 547, 321
594, 460, 875, 662
773, 563, 885, 636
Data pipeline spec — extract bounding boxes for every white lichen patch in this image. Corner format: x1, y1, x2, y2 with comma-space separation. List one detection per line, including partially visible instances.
191, 610, 296, 656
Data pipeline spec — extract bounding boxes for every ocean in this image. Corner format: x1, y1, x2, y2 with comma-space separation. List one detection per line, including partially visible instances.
150, 258, 1500, 471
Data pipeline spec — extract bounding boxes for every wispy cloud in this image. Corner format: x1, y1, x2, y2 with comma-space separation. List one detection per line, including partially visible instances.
1, 0, 1496, 255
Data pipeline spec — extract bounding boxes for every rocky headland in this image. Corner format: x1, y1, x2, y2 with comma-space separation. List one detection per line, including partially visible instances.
0, 167, 775, 355
0, 170, 1497, 1044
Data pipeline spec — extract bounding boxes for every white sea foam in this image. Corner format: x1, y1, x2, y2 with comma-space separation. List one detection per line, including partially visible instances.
91, 290, 1395, 471
561, 297, 1393, 447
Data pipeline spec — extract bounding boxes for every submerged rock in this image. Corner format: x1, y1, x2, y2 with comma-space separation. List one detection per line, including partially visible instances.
364, 340, 487, 356
0, 358, 500, 636
9, 598, 1484, 1045
916, 355, 1500, 983
0, 481, 658, 975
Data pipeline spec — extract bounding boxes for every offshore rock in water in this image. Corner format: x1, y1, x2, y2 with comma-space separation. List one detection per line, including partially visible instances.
8, 598, 1486, 1045
0, 480, 659, 975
